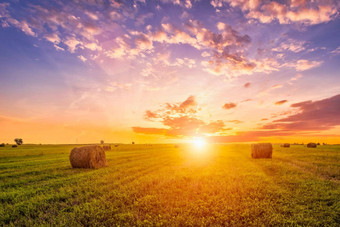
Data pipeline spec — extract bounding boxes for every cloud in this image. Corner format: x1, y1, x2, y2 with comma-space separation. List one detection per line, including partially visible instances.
200, 120, 230, 134
65, 37, 82, 53
223, 102, 237, 110
330, 46, 340, 55
160, 0, 194, 9
273, 39, 306, 53
286, 59, 323, 71
179, 95, 196, 109
133, 96, 228, 137
220, 0, 339, 25
275, 100, 288, 105
289, 74, 303, 83
263, 94, 340, 131
1, 1, 259, 78
244, 82, 251, 88
44, 33, 60, 44
145, 110, 158, 120
257, 84, 283, 97
4, 18, 36, 36
78, 55, 87, 62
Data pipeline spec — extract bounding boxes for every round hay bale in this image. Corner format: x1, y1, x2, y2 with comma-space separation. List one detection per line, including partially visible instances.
12, 145, 17, 148
70, 145, 107, 169
307, 143, 317, 148
251, 143, 272, 159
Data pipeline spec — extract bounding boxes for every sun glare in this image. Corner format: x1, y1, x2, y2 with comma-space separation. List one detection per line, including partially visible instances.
192, 137, 207, 149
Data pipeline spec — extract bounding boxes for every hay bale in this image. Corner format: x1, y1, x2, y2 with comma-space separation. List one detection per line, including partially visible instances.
251, 143, 272, 159
307, 143, 317, 148
70, 145, 107, 169
281, 143, 290, 148
12, 145, 17, 148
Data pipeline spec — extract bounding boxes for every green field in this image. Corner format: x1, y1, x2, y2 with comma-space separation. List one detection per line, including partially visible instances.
0, 144, 339, 226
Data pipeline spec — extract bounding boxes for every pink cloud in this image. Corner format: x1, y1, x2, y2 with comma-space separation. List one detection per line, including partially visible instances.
263, 94, 340, 131
221, 0, 339, 25
244, 82, 251, 88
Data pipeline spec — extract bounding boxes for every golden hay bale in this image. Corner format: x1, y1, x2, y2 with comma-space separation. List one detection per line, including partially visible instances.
251, 143, 272, 159
70, 145, 107, 169
307, 143, 317, 148
281, 143, 290, 148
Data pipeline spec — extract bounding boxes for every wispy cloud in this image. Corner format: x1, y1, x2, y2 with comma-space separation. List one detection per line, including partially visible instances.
275, 100, 288, 105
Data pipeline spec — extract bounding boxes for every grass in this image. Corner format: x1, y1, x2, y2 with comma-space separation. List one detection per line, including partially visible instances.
0, 144, 339, 226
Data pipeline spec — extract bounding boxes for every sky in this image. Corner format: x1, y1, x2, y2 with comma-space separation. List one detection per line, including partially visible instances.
0, 0, 340, 144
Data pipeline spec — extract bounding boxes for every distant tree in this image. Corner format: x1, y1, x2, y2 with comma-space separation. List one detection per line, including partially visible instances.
14, 138, 23, 145
100, 140, 104, 145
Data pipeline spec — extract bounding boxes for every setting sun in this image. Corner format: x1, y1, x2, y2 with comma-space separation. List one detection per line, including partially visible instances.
192, 137, 207, 149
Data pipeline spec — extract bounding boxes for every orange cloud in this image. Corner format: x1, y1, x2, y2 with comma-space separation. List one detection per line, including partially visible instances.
275, 100, 288, 105
133, 96, 228, 137
223, 102, 237, 110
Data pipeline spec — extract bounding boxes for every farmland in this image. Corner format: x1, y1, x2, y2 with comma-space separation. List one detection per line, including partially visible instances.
0, 144, 339, 226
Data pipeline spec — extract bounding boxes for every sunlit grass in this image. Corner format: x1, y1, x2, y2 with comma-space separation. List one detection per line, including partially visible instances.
0, 144, 339, 225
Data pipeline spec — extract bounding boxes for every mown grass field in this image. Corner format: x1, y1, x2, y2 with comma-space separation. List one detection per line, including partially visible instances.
0, 144, 339, 226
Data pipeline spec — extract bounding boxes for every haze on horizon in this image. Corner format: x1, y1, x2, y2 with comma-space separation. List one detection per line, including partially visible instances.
0, 0, 340, 144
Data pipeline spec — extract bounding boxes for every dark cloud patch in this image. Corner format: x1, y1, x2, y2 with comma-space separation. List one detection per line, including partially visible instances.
264, 94, 340, 131
275, 100, 288, 105
244, 82, 251, 88
223, 102, 237, 110
179, 95, 196, 109
145, 110, 158, 120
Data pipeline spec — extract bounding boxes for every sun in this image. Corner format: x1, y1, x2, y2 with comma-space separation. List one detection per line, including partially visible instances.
192, 137, 207, 149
